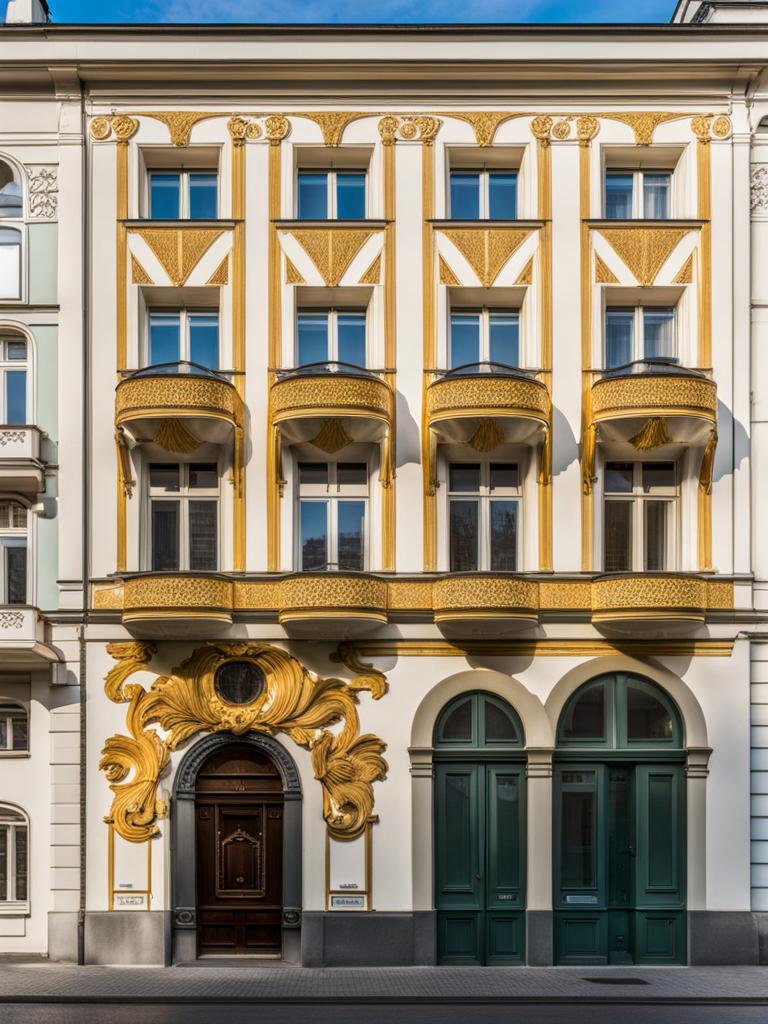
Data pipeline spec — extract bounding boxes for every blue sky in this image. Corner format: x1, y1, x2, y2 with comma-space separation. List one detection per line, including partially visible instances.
11, 0, 677, 25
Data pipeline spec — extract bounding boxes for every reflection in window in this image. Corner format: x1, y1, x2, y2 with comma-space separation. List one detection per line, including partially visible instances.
626, 684, 674, 740
0, 805, 28, 906
148, 463, 219, 572
0, 228, 21, 301
298, 461, 368, 571
560, 782, 596, 889
560, 682, 605, 741
0, 501, 26, 605
448, 462, 520, 572
604, 307, 676, 369
0, 161, 22, 220
148, 310, 219, 370
449, 170, 517, 220
297, 310, 366, 367
449, 310, 519, 368
604, 170, 671, 219
435, 692, 522, 748
297, 171, 366, 220
0, 337, 27, 424
604, 461, 677, 572
0, 702, 27, 752
149, 171, 218, 220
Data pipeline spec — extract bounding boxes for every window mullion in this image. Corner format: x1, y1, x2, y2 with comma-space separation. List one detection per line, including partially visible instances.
329, 498, 337, 568
329, 172, 335, 220
8, 825, 15, 902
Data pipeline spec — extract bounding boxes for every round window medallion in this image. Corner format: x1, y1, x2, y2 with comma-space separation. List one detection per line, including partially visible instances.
214, 661, 265, 706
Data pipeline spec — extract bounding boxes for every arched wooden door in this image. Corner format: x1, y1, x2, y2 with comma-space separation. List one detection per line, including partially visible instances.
195, 743, 284, 956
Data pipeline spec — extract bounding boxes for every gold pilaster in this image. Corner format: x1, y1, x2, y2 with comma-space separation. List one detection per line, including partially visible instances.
693, 117, 714, 570
382, 132, 396, 571
421, 137, 437, 570
230, 130, 246, 571
532, 117, 553, 571
116, 137, 130, 572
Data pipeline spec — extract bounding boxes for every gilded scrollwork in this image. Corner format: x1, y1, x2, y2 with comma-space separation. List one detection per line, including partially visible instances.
265, 115, 291, 145
592, 575, 708, 614
89, 115, 139, 142
433, 575, 539, 614
427, 374, 549, 422
115, 374, 239, 425
591, 373, 717, 419
377, 115, 442, 144
271, 371, 391, 420
100, 642, 388, 843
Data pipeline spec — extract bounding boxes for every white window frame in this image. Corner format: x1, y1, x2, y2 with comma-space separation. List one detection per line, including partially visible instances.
602, 461, 679, 572
448, 307, 520, 367
146, 169, 219, 220
447, 460, 522, 572
296, 460, 370, 571
145, 462, 221, 573
295, 307, 368, 367
603, 305, 677, 368
603, 169, 673, 220
448, 168, 518, 219
0, 336, 29, 425
0, 499, 27, 605
0, 700, 27, 753
0, 228, 23, 304
145, 308, 220, 368
0, 804, 29, 914
296, 169, 367, 220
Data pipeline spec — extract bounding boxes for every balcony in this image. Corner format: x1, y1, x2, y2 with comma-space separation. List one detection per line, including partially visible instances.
115, 363, 240, 450
590, 361, 716, 448
432, 573, 539, 638
271, 363, 393, 448
122, 573, 234, 637
427, 364, 549, 447
277, 573, 388, 636
0, 606, 60, 666
591, 573, 708, 636
0, 426, 45, 494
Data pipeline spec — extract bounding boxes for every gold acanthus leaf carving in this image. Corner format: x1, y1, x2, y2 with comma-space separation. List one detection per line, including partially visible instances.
596, 112, 682, 146
673, 252, 694, 285
133, 227, 226, 287
152, 418, 202, 454
594, 253, 619, 284
206, 255, 229, 286
467, 418, 504, 452
629, 416, 673, 451
438, 112, 518, 147
597, 227, 690, 287
285, 257, 305, 285
132, 112, 219, 147
310, 419, 354, 453
442, 228, 531, 288
100, 642, 388, 843
289, 229, 376, 288
298, 112, 371, 146
130, 255, 153, 285
359, 253, 381, 285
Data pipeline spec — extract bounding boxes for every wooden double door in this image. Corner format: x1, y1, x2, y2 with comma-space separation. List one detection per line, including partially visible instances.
195, 745, 284, 957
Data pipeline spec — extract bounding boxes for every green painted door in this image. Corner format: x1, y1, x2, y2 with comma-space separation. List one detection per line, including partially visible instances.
435, 762, 525, 964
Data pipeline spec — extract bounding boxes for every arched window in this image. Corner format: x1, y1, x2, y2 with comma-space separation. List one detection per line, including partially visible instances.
0, 804, 28, 909
0, 160, 22, 220
0, 701, 27, 752
557, 673, 682, 749
434, 691, 524, 749
0, 331, 28, 424
0, 500, 27, 604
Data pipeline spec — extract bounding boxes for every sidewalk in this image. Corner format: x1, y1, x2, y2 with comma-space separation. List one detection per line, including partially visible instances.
0, 963, 766, 1004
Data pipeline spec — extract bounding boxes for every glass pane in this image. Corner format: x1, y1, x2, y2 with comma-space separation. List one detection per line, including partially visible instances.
189, 313, 219, 369
604, 462, 633, 494
642, 463, 675, 492
605, 173, 633, 219
605, 309, 634, 368
490, 463, 519, 490
484, 700, 518, 743
0, 229, 21, 300
6, 546, 26, 604
627, 683, 674, 740
6, 341, 26, 360
149, 313, 181, 365
449, 463, 481, 493
644, 500, 668, 572
151, 501, 180, 571
450, 313, 480, 368
604, 500, 632, 572
336, 173, 366, 219
188, 173, 218, 220
643, 308, 675, 361
0, 720, 6, 749
298, 462, 328, 486
493, 774, 520, 888
337, 500, 365, 570
490, 500, 518, 571
189, 463, 218, 489
561, 789, 596, 888
444, 773, 471, 887
488, 172, 517, 219
450, 172, 480, 219
450, 500, 479, 572
149, 173, 181, 219
214, 662, 265, 706
440, 698, 472, 742
14, 827, 26, 902
337, 463, 367, 486
5, 370, 26, 423
561, 683, 605, 740
188, 501, 218, 571
0, 175, 22, 219
489, 313, 519, 366
149, 464, 180, 492
643, 173, 670, 219
300, 500, 328, 570
297, 173, 328, 219
337, 313, 366, 367
11, 713, 27, 752
0, 826, 6, 902
297, 313, 328, 365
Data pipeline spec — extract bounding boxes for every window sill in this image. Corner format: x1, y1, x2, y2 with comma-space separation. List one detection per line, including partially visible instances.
121, 218, 238, 229
0, 751, 30, 758
585, 218, 706, 228
273, 218, 389, 229
0, 905, 30, 917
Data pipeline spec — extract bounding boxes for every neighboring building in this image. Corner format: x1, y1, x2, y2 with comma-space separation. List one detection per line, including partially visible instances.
2, 0, 768, 967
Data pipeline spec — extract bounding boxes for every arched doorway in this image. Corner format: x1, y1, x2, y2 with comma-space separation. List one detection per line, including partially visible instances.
553, 672, 686, 965
433, 691, 526, 965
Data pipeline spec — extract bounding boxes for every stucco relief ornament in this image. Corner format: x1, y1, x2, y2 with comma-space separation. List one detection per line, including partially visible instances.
551, 118, 572, 140
27, 167, 58, 219
265, 115, 291, 145
576, 116, 600, 143
751, 165, 768, 214
88, 115, 139, 142
100, 641, 388, 843
530, 115, 554, 145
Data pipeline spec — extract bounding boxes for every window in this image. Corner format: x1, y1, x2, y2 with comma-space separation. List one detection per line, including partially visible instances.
603, 462, 677, 572
0, 337, 26, 424
148, 171, 218, 220
297, 461, 368, 571
0, 228, 21, 301
0, 805, 28, 910
449, 309, 519, 368
604, 307, 676, 369
557, 673, 681, 748
0, 702, 27, 752
297, 171, 365, 220
296, 309, 366, 367
448, 462, 520, 572
148, 463, 219, 572
604, 171, 671, 219
148, 310, 219, 369
434, 692, 523, 748
0, 501, 26, 605
449, 170, 517, 220
0, 161, 22, 220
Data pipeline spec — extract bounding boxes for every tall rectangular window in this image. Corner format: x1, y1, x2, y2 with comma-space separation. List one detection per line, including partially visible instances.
297, 171, 366, 220
449, 309, 519, 369
148, 463, 219, 572
0, 500, 26, 605
448, 462, 520, 571
296, 309, 366, 367
604, 307, 676, 369
604, 170, 671, 219
0, 338, 27, 424
297, 461, 368, 571
0, 228, 21, 301
449, 170, 517, 220
0, 806, 28, 907
148, 310, 219, 370
603, 461, 677, 572
149, 171, 218, 220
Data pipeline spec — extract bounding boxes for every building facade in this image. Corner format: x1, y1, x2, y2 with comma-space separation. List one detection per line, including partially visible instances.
1, 1, 768, 967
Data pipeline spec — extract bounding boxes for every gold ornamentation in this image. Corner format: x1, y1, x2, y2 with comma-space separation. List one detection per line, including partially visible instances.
576, 116, 600, 143
698, 429, 718, 494
539, 581, 592, 610
594, 253, 619, 284
673, 252, 694, 284
132, 111, 215, 146
123, 575, 233, 616
245, 120, 262, 140
711, 115, 732, 140
597, 226, 691, 286
592, 575, 707, 616
341, 636, 734, 659
427, 374, 549, 423
310, 419, 354, 453
377, 115, 441, 144
233, 581, 282, 609
288, 228, 376, 287
439, 112, 517, 147
265, 115, 290, 145
300, 112, 370, 146
629, 416, 673, 451
92, 584, 125, 610
385, 581, 434, 610
358, 253, 381, 285
707, 580, 733, 609
438, 255, 460, 285
115, 430, 134, 499
206, 255, 229, 286
467, 418, 503, 452
552, 119, 572, 140
271, 373, 391, 421
377, 115, 399, 146
278, 575, 388, 622
441, 228, 531, 288
89, 116, 112, 141
330, 644, 389, 700
89, 115, 139, 141
515, 257, 534, 286
598, 112, 681, 146
152, 419, 201, 454
116, 374, 239, 426
285, 257, 305, 285
691, 115, 713, 142
100, 642, 388, 843
131, 227, 226, 287
227, 115, 249, 143
433, 576, 539, 616
530, 115, 553, 143
130, 255, 153, 285
591, 373, 717, 420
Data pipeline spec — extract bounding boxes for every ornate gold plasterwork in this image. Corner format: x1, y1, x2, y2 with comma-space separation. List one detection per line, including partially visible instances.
441, 228, 531, 288
539, 581, 593, 610
132, 111, 219, 146
598, 112, 681, 146
152, 418, 202, 454
123, 575, 233, 617
576, 116, 600, 143
278, 574, 388, 623
592, 575, 708, 616
299, 112, 371, 146
93, 584, 125, 610
130, 255, 153, 285
673, 252, 694, 285
530, 115, 554, 143
707, 579, 734, 609
288, 228, 376, 287
89, 115, 139, 142
339, 636, 735, 660
467, 418, 504, 452
438, 112, 518, 147
206, 255, 229, 286
438, 255, 460, 285
227, 115, 262, 144
130, 227, 226, 287
551, 118, 572, 140
591, 373, 717, 421
597, 226, 691, 287
629, 416, 673, 451
595, 253, 619, 284
427, 374, 549, 423
265, 115, 291, 144
359, 253, 381, 285
271, 373, 391, 422
116, 374, 239, 427
515, 257, 534, 286
310, 419, 354, 453
691, 114, 732, 142
377, 115, 442, 145
100, 641, 388, 843
433, 575, 539, 617
285, 257, 305, 284
385, 581, 434, 611
698, 429, 718, 494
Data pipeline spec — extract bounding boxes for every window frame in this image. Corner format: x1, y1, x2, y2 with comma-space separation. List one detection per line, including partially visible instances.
296, 459, 370, 572
447, 460, 522, 573
147, 169, 219, 220
0, 804, 29, 914
448, 307, 521, 368
295, 307, 368, 368
145, 461, 221, 573
448, 168, 518, 220
296, 169, 367, 220
0, 700, 28, 754
146, 308, 220, 369
0, 499, 28, 605
0, 227, 23, 303
0, 158, 24, 222
602, 460, 679, 573
0, 336, 29, 425
603, 304, 677, 369
603, 168, 673, 220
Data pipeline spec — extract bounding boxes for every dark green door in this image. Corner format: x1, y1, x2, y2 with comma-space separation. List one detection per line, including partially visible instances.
435, 762, 525, 964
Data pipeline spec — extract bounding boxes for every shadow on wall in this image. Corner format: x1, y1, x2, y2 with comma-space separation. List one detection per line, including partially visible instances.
552, 405, 578, 479
713, 399, 747, 486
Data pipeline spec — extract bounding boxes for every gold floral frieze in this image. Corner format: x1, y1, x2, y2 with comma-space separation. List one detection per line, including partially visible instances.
271, 373, 392, 423
115, 375, 239, 427
99, 641, 388, 843
427, 374, 549, 424
591, 373, 717, 422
